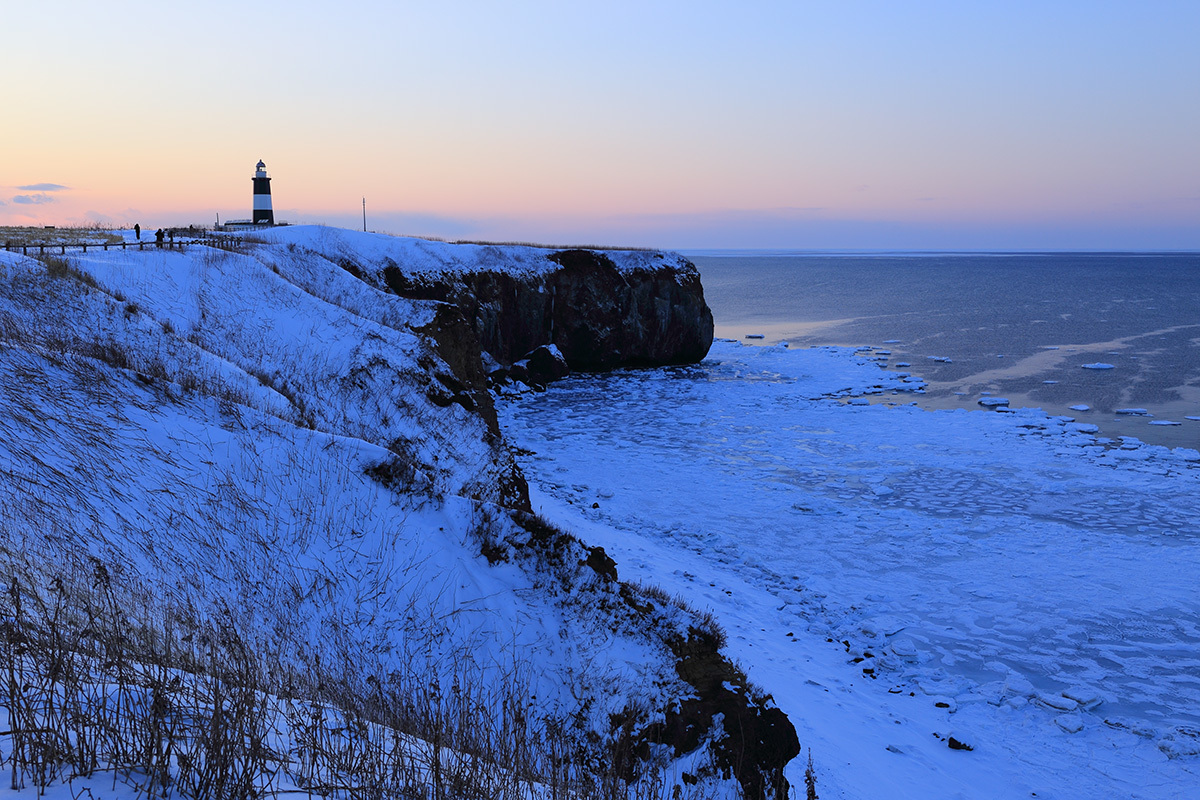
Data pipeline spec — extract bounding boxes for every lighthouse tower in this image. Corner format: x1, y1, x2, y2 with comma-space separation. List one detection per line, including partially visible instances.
252, 160, 274, 225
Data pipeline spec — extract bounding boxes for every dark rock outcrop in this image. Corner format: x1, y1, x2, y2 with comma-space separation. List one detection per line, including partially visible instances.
510, 343, 570, 387
380, 248, 713, 373
658, 628, 800, 799
414, 300, 531, 510
507, 510, 801, 799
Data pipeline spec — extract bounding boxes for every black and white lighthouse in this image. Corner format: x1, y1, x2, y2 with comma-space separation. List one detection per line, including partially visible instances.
252, 159, 274, 225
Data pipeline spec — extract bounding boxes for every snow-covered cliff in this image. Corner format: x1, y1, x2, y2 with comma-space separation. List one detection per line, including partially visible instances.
0, 228, 793, 799
249, 226, 715, 372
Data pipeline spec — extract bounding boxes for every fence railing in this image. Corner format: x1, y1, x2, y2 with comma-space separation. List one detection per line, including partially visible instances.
2, 237, 251, 255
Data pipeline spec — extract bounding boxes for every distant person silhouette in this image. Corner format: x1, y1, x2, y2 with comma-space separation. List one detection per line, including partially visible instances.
155, 228, 164, 248
134, 223, 141, 240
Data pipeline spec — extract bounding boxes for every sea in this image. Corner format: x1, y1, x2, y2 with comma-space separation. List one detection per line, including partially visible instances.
689, 251, 1200, 450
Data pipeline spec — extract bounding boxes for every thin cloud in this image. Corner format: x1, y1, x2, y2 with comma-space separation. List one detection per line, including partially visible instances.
13, 194, 57, 205
17, 183, 70, 192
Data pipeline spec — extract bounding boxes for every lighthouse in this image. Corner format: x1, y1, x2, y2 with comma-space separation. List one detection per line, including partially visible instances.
252, 159, 274, 225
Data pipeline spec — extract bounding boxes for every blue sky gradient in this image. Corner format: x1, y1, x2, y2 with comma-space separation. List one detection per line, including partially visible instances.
4, 1, 1198, 249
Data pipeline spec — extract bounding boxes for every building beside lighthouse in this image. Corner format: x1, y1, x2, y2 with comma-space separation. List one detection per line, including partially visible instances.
252, 160, 274, 225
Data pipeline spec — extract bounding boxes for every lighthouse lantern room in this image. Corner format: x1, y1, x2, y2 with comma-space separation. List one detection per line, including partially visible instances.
252, 160, 274, 225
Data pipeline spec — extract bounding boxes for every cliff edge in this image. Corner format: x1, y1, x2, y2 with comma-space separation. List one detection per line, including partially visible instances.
256, 227, 714, 373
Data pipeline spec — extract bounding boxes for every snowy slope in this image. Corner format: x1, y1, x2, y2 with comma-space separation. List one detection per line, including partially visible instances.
0, 232, 760, 797
500, 340, 1200, 799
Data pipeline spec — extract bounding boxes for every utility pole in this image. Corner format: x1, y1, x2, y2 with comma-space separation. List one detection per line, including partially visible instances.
362, 198, 367, 232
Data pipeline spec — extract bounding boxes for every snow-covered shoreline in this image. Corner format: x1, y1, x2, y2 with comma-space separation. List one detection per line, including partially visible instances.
500, 340, 1200, 799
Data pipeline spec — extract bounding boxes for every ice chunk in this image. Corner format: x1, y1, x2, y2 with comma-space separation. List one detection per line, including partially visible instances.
1186, 416, 1200, 422
1042, 380, 1058, 384
1062, 688, 1103, 709
1081, 363, 1115, 370
1069, 404, 1090, 412
1055, 715, 1085, 734
847, 398, 871, 406
927, 356, 953, 363
1149, 420, 1181, 426
1037, 692, 1079, 711
978, 398, 1010, 408
1158, 730, 1200, 758
1115, 408, 1150, 416
745, 333, 765, 340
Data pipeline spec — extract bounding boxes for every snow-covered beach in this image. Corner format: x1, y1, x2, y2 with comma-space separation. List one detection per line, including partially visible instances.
500, 340, 1200, 799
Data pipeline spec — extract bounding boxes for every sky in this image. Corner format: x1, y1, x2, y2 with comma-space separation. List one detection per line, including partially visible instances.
3, 1, 1198, 250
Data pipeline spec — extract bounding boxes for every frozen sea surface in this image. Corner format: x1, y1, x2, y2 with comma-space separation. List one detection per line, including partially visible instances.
499, 341, 1200, 799
694, 252, 1200, 450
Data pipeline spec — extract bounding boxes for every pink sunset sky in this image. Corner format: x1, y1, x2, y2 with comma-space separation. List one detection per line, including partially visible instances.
5, 1, 1198, 250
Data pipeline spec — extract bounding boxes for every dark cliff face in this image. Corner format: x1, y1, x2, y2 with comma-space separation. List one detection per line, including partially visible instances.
380, 248, 714, 371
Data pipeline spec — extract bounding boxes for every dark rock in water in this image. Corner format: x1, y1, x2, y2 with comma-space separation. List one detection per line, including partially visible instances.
380, 247, 713, 376
522, 343, 570, 385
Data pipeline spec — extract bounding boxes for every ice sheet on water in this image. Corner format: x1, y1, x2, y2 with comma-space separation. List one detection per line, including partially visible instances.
1081, 363, 1115, 370
1070, 404, 1091, 411
499, 338, 1200, 799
